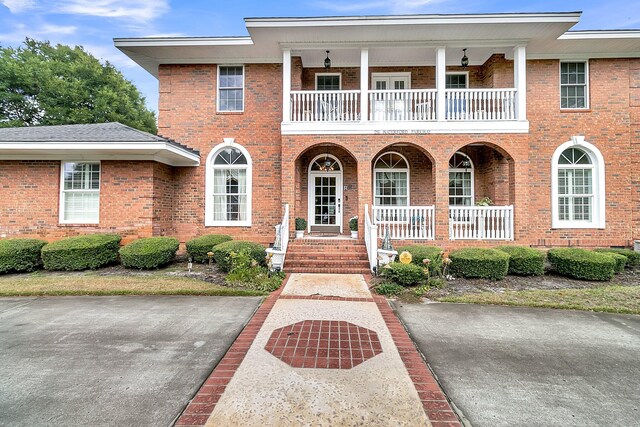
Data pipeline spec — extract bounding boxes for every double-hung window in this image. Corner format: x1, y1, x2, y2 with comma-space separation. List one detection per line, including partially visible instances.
218, 66, 244, 112
448, 152, 473, 206
560, 62, 588, 109
60, 162, 100, 223
374, 152, 409, 206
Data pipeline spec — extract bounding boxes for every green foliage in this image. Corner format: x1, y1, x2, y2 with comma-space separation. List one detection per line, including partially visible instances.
186, 234, 233, 263
119, 237, 179, 270
598, 252, 627, 273
212, 240, 265, 272
225, 249, 284, 292
382, 263, 426, 287
375, 282, 404, 297
0, 238, 47, 273
449, 248, 510, 280
414, 277, 447, 297
395, 245, 443, 276
497, 246, 545, 276
0, 39, 156, 133
594, 248, 640, 268
295, 217, 307, 231
41, 234, 121, 271
548, 248, 616, 281
349, 216, 358, 231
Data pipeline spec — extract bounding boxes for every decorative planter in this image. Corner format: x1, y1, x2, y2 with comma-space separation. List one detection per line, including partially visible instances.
634, 240, 640, 252
295, 230, 304, 239
350, 230, 358, 239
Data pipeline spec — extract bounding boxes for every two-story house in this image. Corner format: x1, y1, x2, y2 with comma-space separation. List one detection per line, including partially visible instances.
1, 12, 639, 272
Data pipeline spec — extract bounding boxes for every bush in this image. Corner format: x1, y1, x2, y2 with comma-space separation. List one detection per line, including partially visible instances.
497, 246, 545, 276
186, 234, 232, 263
382, 263, 426, 287
395, 245, 443, 275
449, 248, 510, 280
375, 282, 404, 297
42, 234, 121, 271
212, 240, 266, 272
0, 238, 47, 273
295, 218, 307, 231
594, 248, 640, 268
225, 249, 284, 292
548, 248, 615, 281
598, 252, 627, 273
119, 237, 179, 269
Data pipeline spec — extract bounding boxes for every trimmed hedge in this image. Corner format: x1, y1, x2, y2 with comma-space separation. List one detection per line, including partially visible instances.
186, 234, 233, 263
594, 248, 640, 268
0, 238, 47, 273
212, 240, 265, 272
497, 246, 545, 276
449, 248, 510, 280
599, 252, 627, 273
119, 237, 179, 269
382, 263, 426, 287
42, 234, 121, 271
547, 248, 615, 281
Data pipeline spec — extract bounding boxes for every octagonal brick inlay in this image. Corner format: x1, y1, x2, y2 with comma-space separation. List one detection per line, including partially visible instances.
264, 320, 383, 369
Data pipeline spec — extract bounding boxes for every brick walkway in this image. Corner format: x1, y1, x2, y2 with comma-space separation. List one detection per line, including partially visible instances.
175, 273, 461, 426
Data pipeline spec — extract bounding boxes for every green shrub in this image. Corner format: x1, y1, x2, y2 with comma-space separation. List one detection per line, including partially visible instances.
598, 252, 627, 273
295, 218, 307, 231
42, 234, 121, 271
497, 246, 545, 276
225, 249, 284, 292
375, 282, 404, 297
449, 248, 510, 280
594, 248, 640, 268
0, 238, 47, 273
119, 237, 179, 269
396, 245, 443, 275
212, 240, 265, 272
414, 278, 447, 297
548, 248, 615, 281
382, 263, 426, 287
186, 234, 232, 263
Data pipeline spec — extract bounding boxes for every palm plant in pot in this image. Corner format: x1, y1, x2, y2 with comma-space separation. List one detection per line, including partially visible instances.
349, 216, 358, 239
295, 217, 307, 239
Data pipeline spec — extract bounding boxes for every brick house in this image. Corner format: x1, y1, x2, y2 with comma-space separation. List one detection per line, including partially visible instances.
1, 12, 639, 271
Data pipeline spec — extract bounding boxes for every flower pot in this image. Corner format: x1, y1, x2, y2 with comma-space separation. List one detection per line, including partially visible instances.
295, 230, 304, 239
350, 230, 358, 239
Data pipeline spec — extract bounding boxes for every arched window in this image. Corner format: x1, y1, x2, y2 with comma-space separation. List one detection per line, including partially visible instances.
374, 152, 409, 206
448, 152, 474, 206
205, 139, 252, 226
552, 137, 605, 228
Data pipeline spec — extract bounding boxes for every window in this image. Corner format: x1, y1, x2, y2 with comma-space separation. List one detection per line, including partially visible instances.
315, 74, 341, 90
218, 66, 244, 112
374, 152, 409, 206
448, 152, 473, 206
560, 62, 588, 109
205, 140, 252, 226
59, 162, 100, 223
446, 73, 468, 89
552, 137, 605, 228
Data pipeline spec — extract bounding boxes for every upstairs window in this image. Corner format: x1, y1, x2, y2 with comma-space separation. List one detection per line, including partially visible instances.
445, 73, 468, 89
316, 74, 341, 90
218, 66, 244, 112
560, 62, 588, 109
60, 162, 100, 224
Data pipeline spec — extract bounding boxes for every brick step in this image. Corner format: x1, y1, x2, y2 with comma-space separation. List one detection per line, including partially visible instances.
288, 245, 367, 251
286, 253, 369, 261
289, 240, 364, 247
287, 259, 371, 268
286, 267, 371, 274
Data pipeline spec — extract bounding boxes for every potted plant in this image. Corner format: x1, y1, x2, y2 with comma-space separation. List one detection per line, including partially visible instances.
476, 196, 494, 206
295, 217, 307, 239
349, 216, 358, 239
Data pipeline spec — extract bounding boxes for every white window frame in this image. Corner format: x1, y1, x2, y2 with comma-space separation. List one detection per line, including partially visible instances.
217, 65, 245, 113
370, 72, 412, 90
373, 151, 410, 207
315, 73, 342, 90
445, 72, 470, 89
559, 61, 589, 110
59, 161, 100, 224
448, 152, 474, 206
551, 136, 604, 229
205, 138, 252, 227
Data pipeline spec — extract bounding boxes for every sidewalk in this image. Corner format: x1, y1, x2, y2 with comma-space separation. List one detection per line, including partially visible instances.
175, 274, 461, 426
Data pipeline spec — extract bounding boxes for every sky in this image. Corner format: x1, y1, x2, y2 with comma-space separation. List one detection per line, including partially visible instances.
1, 0, 639, 118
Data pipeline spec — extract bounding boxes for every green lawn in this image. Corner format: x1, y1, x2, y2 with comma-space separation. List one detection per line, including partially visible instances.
436, 285, 640, 315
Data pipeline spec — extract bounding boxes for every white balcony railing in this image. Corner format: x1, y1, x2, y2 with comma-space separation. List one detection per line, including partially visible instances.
364, 204, 377, 272
369, 89, 437, 121
449, 205, 514, 240
290, 90, 360, 122
372, 205, 435, 240
445, 89, 517, 121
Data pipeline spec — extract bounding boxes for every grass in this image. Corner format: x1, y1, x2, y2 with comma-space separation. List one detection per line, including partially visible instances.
435, 285, 640, 315
0, 274, 266, 297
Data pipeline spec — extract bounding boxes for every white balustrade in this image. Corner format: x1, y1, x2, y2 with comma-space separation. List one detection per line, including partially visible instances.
364, 204, 378, 272
369, 89, 437, 121
372, 205, 435, 240
444, 88, 517, 121
290, 90, 360, 122
265, 203, 289, 271
448, 205, 514, 240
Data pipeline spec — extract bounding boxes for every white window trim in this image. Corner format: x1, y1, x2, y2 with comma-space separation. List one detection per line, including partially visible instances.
551, 136, 605, 229
448, 152, 474, 206
445, 71, 470, 89
373, 151, 410, 206
307, 154, 344, 233
315, 73, 342, 90
58, 161, 100, 225
217, 65, 245, 113
370, 72, 412, 90
205, 138, 252, 227
559, 60, 589, 110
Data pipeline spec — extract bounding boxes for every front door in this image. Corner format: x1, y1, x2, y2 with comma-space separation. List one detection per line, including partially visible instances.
309, 173, 342, 234
371, 73, 411, 121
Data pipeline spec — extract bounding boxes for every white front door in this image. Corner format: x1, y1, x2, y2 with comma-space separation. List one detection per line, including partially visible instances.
371, 73, 411, 121
308, 172, 343, 233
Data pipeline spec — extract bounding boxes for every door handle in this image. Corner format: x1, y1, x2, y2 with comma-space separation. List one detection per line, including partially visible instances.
337, 198, 341, 214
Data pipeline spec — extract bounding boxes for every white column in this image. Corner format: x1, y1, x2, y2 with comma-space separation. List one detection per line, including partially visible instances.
514, 45, 527, 121
282, 48, 291, 122
360, 48, 369, 122
436, 47, 446, 122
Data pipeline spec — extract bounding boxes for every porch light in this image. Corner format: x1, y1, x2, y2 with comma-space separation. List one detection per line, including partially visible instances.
324, 50, 331, 69
461, 48, 469, 69
461, 158, 471, 169
319, 154, 335, 171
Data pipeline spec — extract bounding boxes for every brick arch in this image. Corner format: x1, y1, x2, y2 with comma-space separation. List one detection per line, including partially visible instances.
446, 140, 515, 163
293, 141, 358, 164
371, 141, 436, 165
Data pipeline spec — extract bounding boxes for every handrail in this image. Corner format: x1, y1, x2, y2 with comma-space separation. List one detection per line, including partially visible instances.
364, 204, 378, 272
449, 205, 514, 240
266, 203, 289, 271
372, 205, 435, 240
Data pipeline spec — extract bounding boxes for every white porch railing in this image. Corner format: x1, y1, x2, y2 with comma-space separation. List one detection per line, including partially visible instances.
364, 204, 378, 272
449, 205, 514, 240
445, 88, 517, 121
265, 203, 289, 271
372, 205, 435, 240
290, 90, 360, 122
369, 89, 437, 121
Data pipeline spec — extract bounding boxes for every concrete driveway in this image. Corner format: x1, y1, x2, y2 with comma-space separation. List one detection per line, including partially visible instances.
0, 296, 261, 427
393, 302, 640, 427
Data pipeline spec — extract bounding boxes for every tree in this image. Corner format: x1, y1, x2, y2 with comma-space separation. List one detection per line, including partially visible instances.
0, 39, 156, 133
